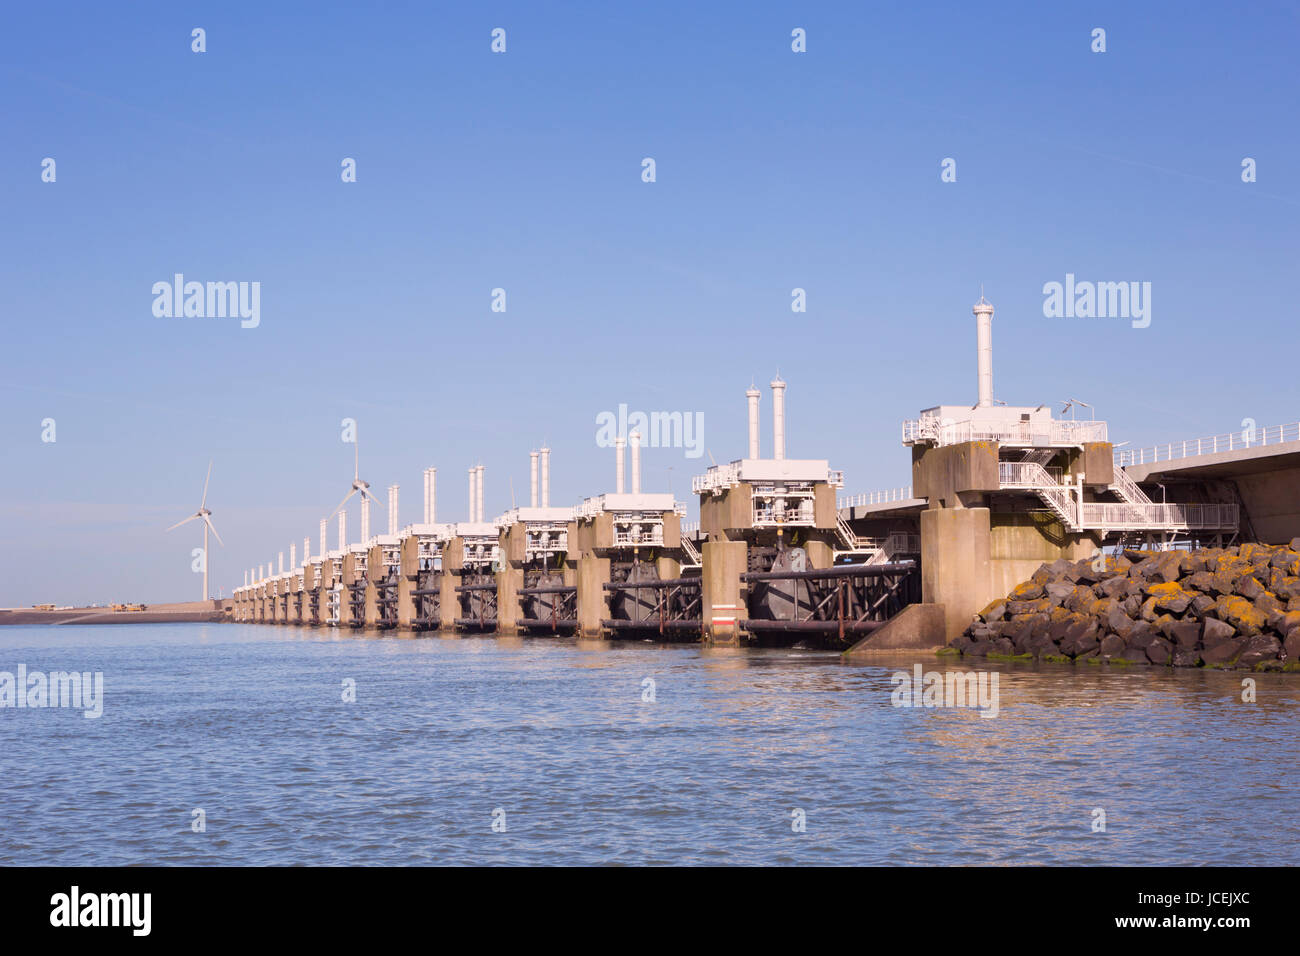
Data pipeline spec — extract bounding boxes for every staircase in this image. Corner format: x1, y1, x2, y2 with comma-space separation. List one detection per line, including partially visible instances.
835, 512, 885, 560
999, 461, 1081, 530
1109, 465, 1152, 505
680, 532, 702, 567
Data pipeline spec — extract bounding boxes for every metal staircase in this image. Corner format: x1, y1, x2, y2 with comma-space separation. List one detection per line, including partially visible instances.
1109, 465, 1152, 505
999, 461, 1081, 529
680, 532, 702, 567
835, 513, 885, 560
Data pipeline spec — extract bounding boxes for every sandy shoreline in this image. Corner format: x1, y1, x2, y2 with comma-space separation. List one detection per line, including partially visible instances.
0, 600, 233, 626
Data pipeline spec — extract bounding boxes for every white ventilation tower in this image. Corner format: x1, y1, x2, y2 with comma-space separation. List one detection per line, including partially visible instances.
319, 518, 327, 559
290, 543, 296, 568
424, 467, 437, 524
475, 465, 485, 522
746, 384, 761, 459
974, 293, 994, 408
540, 447, 551, 507
303, 536, 310, 565
630, 431, 642, 494
770, 375, 787, 460
468, 467, 477, 523
615, 436, 626, 493
388, 484, 399, 535
338, 510, 347, 551
278, 551, 284, 574
530, 451, 540, 507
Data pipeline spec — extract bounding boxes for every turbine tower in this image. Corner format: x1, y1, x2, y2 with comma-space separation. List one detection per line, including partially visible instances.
330, 423, 383, 525
166, 459, 224, 602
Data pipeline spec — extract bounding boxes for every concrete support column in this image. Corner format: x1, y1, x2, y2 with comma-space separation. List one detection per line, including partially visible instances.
303, 564, 317, 625
339, 555, 357, 627
438, 571, 458, 631
703, 539, 749, 645
497, 565, 523, 636
920, 506, 991, 644
655, 555, 681, 582
398, 536, 418, 629
364, 545, 382, 626
577, 556, 611, 638
802, 537, 835, 569
314, 564, 331, 626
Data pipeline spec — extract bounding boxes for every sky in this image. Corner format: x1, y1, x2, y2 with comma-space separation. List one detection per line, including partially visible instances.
2, 1, 1297, 606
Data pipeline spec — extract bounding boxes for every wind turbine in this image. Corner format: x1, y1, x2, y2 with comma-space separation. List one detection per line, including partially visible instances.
329, 426, 383, 544
167, 459, 224, 602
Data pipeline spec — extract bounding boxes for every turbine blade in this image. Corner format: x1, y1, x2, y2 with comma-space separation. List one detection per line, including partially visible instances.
360, 486, 384, 507
200, 459, 213, 509
203, 514, 224, 547
354, 432, 360, 481
167, 514, 199, 532
328, 488, 357, 519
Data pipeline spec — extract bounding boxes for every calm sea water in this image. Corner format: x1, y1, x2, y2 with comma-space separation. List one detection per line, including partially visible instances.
0, 623, 1295, 866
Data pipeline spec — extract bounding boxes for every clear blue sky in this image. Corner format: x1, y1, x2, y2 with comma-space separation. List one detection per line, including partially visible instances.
3, 1, 1297, 605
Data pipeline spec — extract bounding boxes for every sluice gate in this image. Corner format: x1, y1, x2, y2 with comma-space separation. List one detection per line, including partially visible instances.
740, 559, 920, 645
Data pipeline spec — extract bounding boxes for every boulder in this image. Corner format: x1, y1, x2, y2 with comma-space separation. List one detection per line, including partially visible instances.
1061, 621, 1099, 657
1145, 637, 1173, 664
1201, 638, 1243, 666
1189, 594, 1216, 619
1237, 575, 1265, 601
1007, 598, 1052, 616
1044, 581, 1076, 606
966, 640, 992, 657
1209, 571, 1238, 595
1096, 576, 1129, 599
1201, 617, 1236, 644
1283, 629, 1300, 661
977, 599, 1007, 623
1126, 622, 1158, 648
1168, 621, 1202, 647
1172, 647, 1200, 668
1105, 604, 1136, 640
1213, 595, 1267, 637
1236, 634, 1282, 669
1150, 552, 1183, 583
1098, 634, 1127, 659
1009, 581, 1044, 601
1146, 581, 1192, 615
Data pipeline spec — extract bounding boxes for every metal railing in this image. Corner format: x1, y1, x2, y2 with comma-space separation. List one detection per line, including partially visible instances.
692, 462, 742, 495
999, 461, 1079, 528
837, 486, 915, 509
998, 462, 1065, 487
613, 529, 664, 546
1115, 422, 1300, 467
1108, 465, 1152, 505
680, 534, 702, 567
903, 417, 1108, 447
1080, 502, 1239, 531
835, 512, 881, 554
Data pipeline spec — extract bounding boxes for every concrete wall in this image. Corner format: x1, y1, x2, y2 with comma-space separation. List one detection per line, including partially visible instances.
1235, 466, 1300, 544
912, 441, 1000, 507
989, 512, 1100, 598
702, 539, 747, 645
